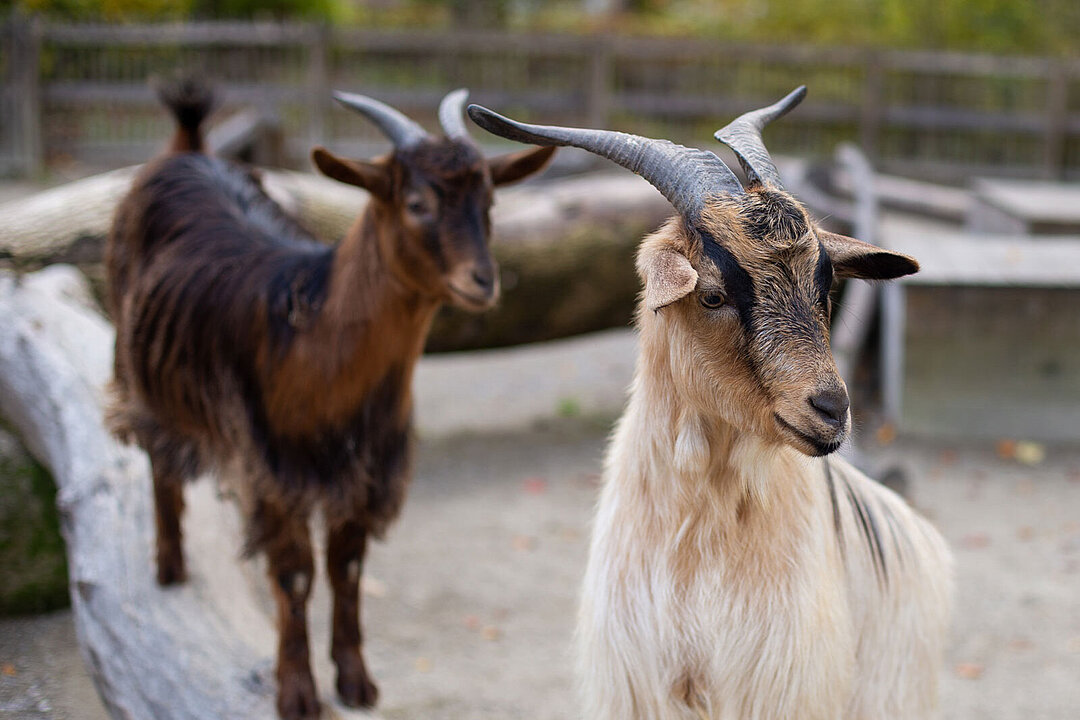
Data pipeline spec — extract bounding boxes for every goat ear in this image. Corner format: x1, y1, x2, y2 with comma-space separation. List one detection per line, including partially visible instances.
637, 242, 699, 311
817, 229, 919, 280
311, 146, 392, 201
487, 146, 556, 186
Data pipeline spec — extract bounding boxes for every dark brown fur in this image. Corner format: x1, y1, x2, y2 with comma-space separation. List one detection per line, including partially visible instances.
106, 82, 553, 719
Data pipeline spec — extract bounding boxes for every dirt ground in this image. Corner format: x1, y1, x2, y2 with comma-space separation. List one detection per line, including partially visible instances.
2, 423, 1079, 719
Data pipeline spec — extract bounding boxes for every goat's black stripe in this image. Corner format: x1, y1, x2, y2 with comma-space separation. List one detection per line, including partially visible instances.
814, 240, 834, 309
861, 494, 889, 585
878, 500, 909, 566
843, 476, 887, 585
698, 227, 756, 335
823, 458, 846, 559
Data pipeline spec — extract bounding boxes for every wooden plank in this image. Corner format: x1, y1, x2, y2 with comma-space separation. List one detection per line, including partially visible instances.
615, 92, 858, 123
970, 178, 1080, 226
1043, 61, 1069, 179
885, 227, 1080, 287
43, 82, 306, 105
43, 21, 311, 46
901, 285, 1080, 441
883, 105, 1044, 134
881, 49, 1050, 77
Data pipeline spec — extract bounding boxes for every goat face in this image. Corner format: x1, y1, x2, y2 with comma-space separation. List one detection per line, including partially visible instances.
312, 89, 554, 312
466, 86, 917, 458
639, 189, 916, 457
393, 138, 547, 311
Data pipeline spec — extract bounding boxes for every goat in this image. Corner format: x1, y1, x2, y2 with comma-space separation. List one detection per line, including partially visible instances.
106, 79, 554, 719
469, 88, 953, 720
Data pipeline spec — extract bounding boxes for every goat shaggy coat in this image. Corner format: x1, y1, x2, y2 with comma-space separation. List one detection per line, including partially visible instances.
464, 89, 954, 720
106, 80, 553, 720
577, 296, 953, 720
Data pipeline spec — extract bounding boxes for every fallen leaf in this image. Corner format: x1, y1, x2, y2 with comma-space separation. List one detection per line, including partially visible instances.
1008, 637, 1034, 651
1016, 526, 1035, 541
512, 535, 537, 552
463, 614, 481, 631
1014, 441, 1046, 466
954, 662, 985, 680
996, 439, 1017, 460
961, 533, 991, 550
481, 625, 501, 641
522, 477, 548, 495
875, 423, 896, 446
1015, 478, 1035, 496
414, 657, 432, 673
1, 663, 15, 677
938, 448, 958, 466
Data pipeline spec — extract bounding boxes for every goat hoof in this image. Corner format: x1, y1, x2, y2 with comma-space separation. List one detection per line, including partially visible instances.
337, 663, 378, 708
155, 554, 186, 586
277, 671, 320, 720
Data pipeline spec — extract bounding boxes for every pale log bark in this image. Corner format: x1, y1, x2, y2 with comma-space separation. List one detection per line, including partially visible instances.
0, 265, 376, 719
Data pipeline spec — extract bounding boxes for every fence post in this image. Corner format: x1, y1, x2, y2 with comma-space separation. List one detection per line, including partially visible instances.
859, 51, 884, 161
587, 34, 612, 129
307, 22, 330, 153
1043, 60, 1068, 180
8, 12, 43, 177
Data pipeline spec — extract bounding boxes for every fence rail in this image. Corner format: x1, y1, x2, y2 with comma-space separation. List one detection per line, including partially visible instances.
3, 14, 1080, 181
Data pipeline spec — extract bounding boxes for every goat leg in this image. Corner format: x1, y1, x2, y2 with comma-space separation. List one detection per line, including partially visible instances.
327, 520, 379, 708
260, 500, 320, 720
151, 468, 186, 585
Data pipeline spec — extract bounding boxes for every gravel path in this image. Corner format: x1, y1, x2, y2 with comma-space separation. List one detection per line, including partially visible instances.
3, 425, 1080, 719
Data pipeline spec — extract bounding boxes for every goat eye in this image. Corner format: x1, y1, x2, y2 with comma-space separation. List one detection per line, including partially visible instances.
699, 292, 726, 309
406, 199, 429, 215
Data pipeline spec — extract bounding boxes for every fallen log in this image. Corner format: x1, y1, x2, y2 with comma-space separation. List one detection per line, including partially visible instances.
0, 168, 670, 351
0, 265, 378, 719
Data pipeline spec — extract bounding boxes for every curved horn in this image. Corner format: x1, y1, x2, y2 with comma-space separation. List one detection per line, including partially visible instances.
467, 104, 743, 220
333, 90, 428, 150
713, 86, 806, 190
438, 88, 472, 142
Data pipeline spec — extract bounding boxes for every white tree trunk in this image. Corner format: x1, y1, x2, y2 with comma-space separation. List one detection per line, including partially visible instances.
0, 166, 669, 264
0, 266, 376, 719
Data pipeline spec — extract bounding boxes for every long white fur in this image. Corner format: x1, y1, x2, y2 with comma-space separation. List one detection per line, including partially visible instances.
577, 304, 953, 720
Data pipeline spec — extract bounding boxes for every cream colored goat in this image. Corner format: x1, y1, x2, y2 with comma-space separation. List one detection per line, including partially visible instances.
469, 88, 953, 720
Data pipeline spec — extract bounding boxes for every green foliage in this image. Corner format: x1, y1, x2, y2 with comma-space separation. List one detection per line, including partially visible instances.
9, 0, 1079, 55
0, 433, 69, 616
12, 0, 348, 21
15, 0, 193, 21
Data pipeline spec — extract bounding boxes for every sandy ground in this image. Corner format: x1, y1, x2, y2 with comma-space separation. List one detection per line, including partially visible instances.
2, 423, 1079, 720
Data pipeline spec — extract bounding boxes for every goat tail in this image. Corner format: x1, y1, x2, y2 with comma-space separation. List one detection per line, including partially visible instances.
155, 76, 216, 154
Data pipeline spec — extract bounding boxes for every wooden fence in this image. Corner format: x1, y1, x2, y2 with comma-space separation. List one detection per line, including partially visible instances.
3, 14, 1080, 181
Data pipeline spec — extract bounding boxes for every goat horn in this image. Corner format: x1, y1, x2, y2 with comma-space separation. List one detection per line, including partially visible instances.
438, 88, 473, 142
467, 104, 744, 220
713, 86, 806, 190
332, 90, 428, 150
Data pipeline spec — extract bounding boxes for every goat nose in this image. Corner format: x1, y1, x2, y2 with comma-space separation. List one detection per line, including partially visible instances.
809, 388, 849, 427
471, 266, 495, 290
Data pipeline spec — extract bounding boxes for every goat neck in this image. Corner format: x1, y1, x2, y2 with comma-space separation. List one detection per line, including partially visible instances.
622, 305, 811, 514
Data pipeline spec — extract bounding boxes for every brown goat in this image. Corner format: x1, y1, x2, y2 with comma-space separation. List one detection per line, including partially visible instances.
106, 79, 553, 719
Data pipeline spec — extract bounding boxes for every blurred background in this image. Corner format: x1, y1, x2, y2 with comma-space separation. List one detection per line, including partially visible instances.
1, 2, 1079, 719
4, 0, 1080, 179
